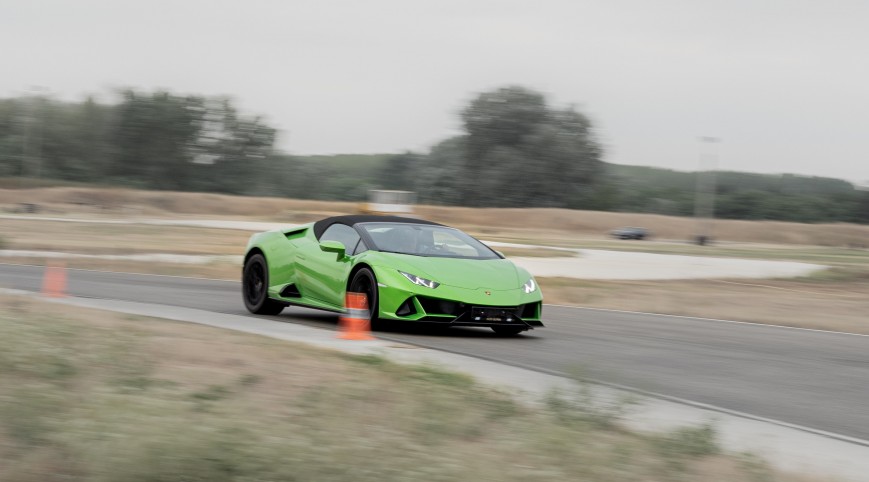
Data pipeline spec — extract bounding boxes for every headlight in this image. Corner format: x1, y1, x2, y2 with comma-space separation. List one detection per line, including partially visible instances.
399, 271, 440, 289
522, 278, 537, 294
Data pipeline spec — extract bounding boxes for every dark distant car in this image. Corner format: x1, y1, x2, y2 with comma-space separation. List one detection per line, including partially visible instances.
610, 227, 649, 240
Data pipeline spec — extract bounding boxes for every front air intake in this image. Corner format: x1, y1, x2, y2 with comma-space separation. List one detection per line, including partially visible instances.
417, 296, 463, 316
395, 298, 417, 317
517, 302, 541, 319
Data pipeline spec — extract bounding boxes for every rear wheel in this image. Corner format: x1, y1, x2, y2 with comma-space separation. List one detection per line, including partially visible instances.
349, 268, 380, 328
243, 254, 285, 315
491, 326, 525, 336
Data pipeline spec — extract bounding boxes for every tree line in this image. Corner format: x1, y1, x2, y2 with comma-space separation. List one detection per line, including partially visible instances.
600, 165, 868, 223
0, 91, 276, 194
0, 86, 866, 224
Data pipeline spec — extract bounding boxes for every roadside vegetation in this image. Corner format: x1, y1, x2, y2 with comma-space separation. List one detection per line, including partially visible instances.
2, 85, 867, 223
1, 296, 801, 481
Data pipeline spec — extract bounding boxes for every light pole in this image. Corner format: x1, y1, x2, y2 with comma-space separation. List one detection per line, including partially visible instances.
693, 137, 720, 245
21, 86, 48, 179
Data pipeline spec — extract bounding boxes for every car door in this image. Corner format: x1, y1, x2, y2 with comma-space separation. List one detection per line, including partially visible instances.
297, 224, 360, 307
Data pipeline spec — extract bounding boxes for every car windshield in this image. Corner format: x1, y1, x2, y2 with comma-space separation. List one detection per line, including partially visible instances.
358, 223, 500, 260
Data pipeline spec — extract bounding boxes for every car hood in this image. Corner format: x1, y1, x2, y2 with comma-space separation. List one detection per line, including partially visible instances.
373, 253, 524, 290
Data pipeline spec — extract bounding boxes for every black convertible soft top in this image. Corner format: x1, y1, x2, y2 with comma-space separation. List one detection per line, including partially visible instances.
312, 215, 443, 240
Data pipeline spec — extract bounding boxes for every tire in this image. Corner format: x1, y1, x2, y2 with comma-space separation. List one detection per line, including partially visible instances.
242, 254, 285, 315
348, 267, 380, 328
491, 326, 526, 336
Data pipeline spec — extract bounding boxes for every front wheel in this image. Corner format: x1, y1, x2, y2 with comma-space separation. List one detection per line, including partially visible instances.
348, 268, 380, 328
491, 326, 526, 336
242, 254, 285, 315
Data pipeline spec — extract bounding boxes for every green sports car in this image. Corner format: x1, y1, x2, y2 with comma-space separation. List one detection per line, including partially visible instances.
242, 215, 543, 335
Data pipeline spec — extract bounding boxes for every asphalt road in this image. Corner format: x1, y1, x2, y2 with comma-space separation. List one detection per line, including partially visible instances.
3, 263, 869, 441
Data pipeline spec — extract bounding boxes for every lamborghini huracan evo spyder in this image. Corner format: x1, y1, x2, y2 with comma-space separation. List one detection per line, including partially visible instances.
242, 215, 544, 335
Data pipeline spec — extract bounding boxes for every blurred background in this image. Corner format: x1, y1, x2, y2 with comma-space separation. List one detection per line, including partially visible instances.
1, 0, 867, 219
2, 1, 869, 481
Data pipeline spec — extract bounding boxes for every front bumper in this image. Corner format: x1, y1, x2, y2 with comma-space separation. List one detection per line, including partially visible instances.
375, 271, 544, 329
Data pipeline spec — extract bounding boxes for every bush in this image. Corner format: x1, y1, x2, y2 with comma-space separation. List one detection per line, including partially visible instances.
654, 423, 720, 458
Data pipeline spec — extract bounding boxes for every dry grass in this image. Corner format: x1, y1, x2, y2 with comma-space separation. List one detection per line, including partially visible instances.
0, 218, 567, 260
539, 270, 869, 334
517, 239, 869, 265
0, 186, 354, 219
0, 295, 809, 482
498, 247, 577, 258
3, 186, 869, 246
0, 218, 250, 256
0, 256, 241, 280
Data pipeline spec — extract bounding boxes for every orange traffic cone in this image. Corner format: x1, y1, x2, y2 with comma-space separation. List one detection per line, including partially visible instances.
339, 292, 375, 340
41, 261, 68, 298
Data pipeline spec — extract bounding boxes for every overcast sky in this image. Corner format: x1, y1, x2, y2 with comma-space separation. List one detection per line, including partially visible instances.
2, 0, 867, 183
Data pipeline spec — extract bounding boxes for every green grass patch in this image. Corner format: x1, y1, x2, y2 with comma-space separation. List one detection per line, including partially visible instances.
538, 277, 611, 289
653, 423, 720, 458
238, 373, 261, 386
343, 352, 390, 366
406, 364, 475, 389
498, 247, 578, 258
191, 384, 232, 402
791, 265, 869, 283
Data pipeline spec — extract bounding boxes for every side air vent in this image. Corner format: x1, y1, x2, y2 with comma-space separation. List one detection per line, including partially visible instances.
280, 284, 302, 298
284, 227, 308, 240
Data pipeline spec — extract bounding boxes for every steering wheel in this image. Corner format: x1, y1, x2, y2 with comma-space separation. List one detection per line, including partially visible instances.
424, 243, 448, 255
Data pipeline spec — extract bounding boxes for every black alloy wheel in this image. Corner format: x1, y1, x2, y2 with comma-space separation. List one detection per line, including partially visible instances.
349, 268, 380, 328
242, 254, 285, 315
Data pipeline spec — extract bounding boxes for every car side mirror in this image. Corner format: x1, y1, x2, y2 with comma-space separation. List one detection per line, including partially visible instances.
319, 240, 346, 258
